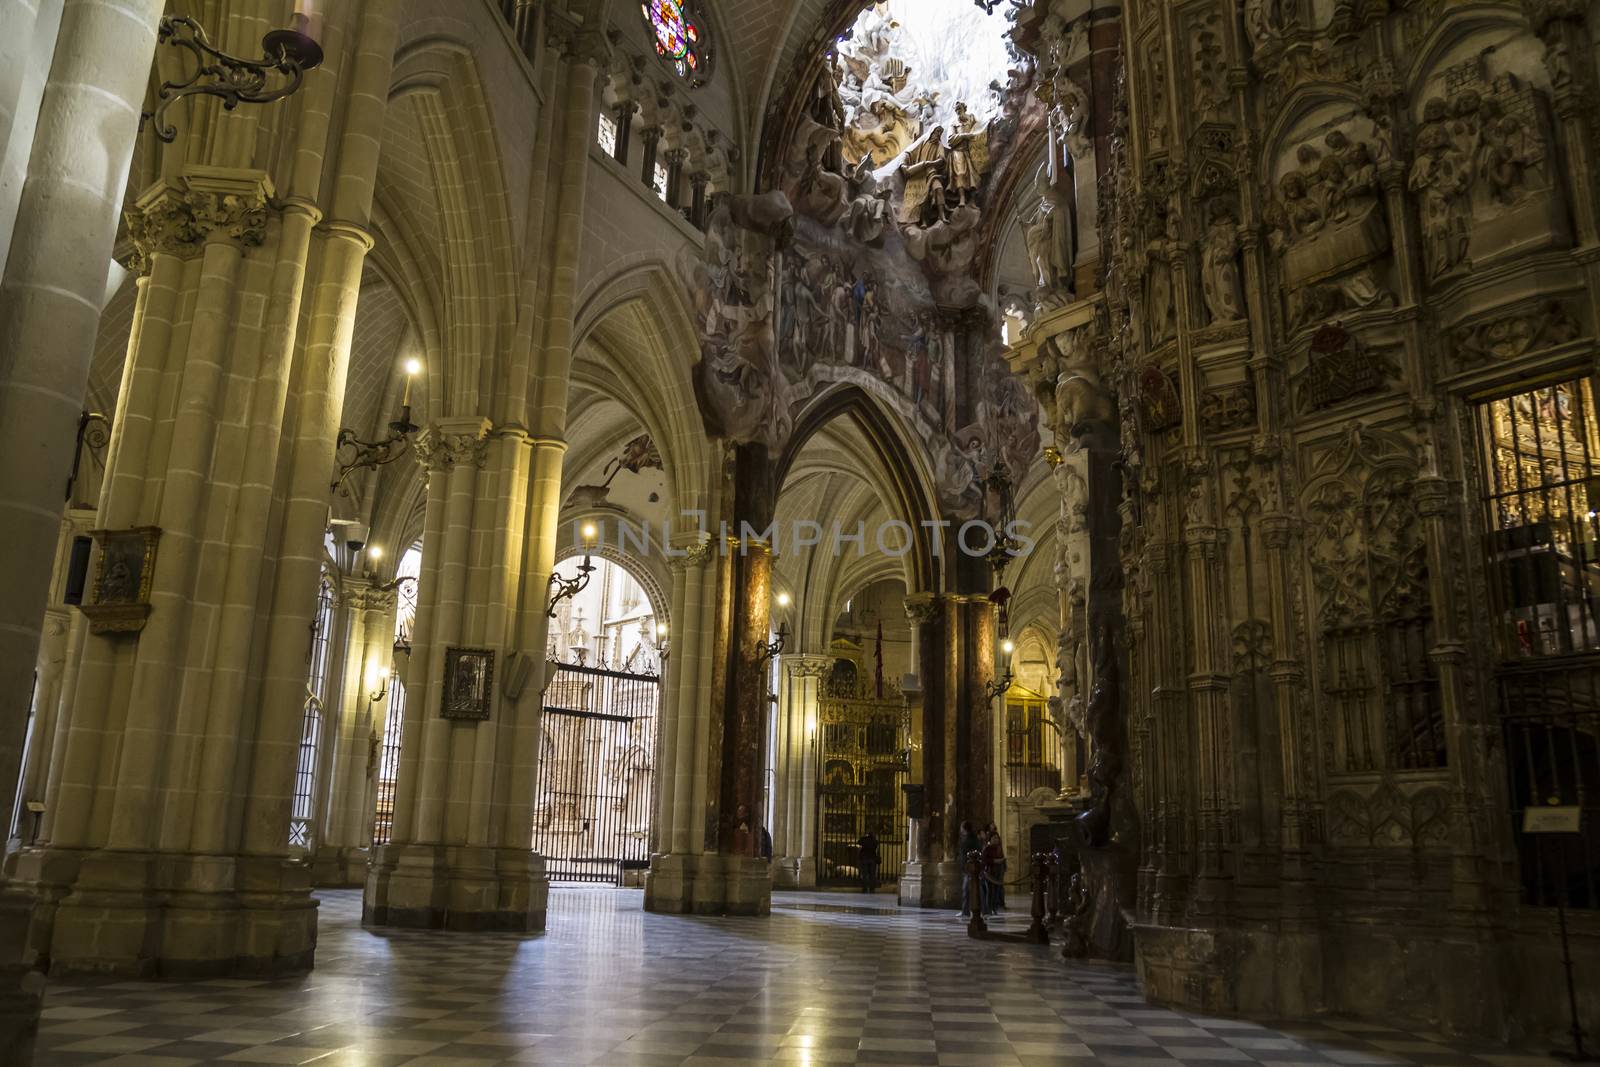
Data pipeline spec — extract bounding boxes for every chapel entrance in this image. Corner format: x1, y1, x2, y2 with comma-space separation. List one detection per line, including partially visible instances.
816, 663, 909, 886
533, 555, 663, 885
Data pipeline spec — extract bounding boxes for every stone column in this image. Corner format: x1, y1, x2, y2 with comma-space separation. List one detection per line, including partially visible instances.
0, 0, 161, 1043
773, 655, 827, 887
363, 421, 552, 931
639, 126, 663, 192
313, 579, 397, 887
1181, 460, 1233, 918
9, 3, 400, 981
645, 535, 717, 911
900, 592, 963, 906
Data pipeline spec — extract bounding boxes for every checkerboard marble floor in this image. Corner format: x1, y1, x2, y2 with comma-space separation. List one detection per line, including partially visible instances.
35, 888, 1564, 1066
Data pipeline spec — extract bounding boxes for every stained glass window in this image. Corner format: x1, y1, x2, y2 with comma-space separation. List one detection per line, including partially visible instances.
642, 0, 711, 85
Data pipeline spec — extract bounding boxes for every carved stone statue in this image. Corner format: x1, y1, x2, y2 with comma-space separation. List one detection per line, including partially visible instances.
898, 128, 950, 226
1408, 117, 1472, 279
1200, 201, 1245, 323
1025, 165, 1074, 296
680, 193, 797, 450
945, 102, 990, 205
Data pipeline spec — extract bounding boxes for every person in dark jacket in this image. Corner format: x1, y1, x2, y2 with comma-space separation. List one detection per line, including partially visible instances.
981, 829, 1004, 916
857, 831, 880, 893
760, 825, 773, 862
958, 820, 983, 917
986, 822, 1007, 911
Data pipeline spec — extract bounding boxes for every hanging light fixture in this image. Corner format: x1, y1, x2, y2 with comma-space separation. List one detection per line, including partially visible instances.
142, 3, 325, 143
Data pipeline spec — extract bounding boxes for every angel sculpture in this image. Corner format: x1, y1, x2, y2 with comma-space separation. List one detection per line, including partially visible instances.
946, 102, 991, 206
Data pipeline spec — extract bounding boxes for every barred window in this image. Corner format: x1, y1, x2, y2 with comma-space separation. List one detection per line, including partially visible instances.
373, 542, 422, 846
290, 573, 336, 850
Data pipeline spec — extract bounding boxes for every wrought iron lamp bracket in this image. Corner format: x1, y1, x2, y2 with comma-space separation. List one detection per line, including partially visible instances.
331, 414, 418, 495
547, 556, 596, 618
142, 15, 324, 144
755, 623, 789, 667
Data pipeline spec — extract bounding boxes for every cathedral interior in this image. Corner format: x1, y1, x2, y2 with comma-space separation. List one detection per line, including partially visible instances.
2, 0, 1599, 1064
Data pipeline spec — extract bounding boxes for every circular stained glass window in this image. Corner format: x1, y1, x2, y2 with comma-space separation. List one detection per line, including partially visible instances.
642, 0, 712, 85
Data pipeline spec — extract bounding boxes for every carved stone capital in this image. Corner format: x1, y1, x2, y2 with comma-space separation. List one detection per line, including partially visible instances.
348, 585, 399, 615
667, 535, 715, 571
903, 592, 942, 624
123, 167, 276, 273
415, 417, 493, 473
1259, 515, 1296, 548
1412, 476, 1459, 519
785, 654, 833, 679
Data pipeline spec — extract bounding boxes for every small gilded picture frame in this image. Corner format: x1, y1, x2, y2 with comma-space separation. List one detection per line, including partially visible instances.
79, 527, 161, 635
441, 646, 495, 721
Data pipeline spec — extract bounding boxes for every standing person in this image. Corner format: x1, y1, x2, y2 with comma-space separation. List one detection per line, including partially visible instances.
981, 829, 1004, 917
760, 825, 773, 863
857, 830, 881, 893
986, 824, 1007, 913
958, 820, 983, 917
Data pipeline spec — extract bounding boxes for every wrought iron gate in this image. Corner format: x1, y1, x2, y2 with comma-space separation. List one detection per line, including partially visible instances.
532, 659, 660, 884
1474, 378, 1600, 909
816, 676, 908, 885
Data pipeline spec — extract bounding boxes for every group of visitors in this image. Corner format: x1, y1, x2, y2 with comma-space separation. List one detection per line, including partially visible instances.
958, 820, 1008, 918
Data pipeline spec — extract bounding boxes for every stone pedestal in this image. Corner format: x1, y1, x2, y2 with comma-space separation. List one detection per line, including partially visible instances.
773, 855, 817, 888
364, 844, 548, 932
309, 846, 370, 888
13, 847, 315, 978
644, 853, 772, 915
0, 891, 42, 1064
899, 860, 962, 908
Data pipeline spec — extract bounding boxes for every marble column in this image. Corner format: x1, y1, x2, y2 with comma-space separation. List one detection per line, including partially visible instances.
612, 100, 638, 165
664, 147, 688, 210
689, 171, 711, 229
639, 126, 663, 192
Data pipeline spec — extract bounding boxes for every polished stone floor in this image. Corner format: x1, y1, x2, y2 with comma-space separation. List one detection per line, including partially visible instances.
35, 888, 1562, 1067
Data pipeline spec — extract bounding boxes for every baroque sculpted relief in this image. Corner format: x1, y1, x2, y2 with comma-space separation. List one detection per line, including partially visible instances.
683, 1, 1041, 520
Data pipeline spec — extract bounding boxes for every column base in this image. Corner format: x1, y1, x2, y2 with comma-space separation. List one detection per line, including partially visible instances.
363, 844, 548, 932
898, 860, 962, 908
0, 890, 42, 1066
772, 856, 817, 888
645, 853, 772, 915
10, 847, 317, 978
310, 846, 370, 888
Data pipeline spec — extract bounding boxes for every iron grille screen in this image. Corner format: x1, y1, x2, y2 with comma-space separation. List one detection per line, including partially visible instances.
1475, 376, 1600, 908
531, 660, 660, 883
816, 675, 908, 886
